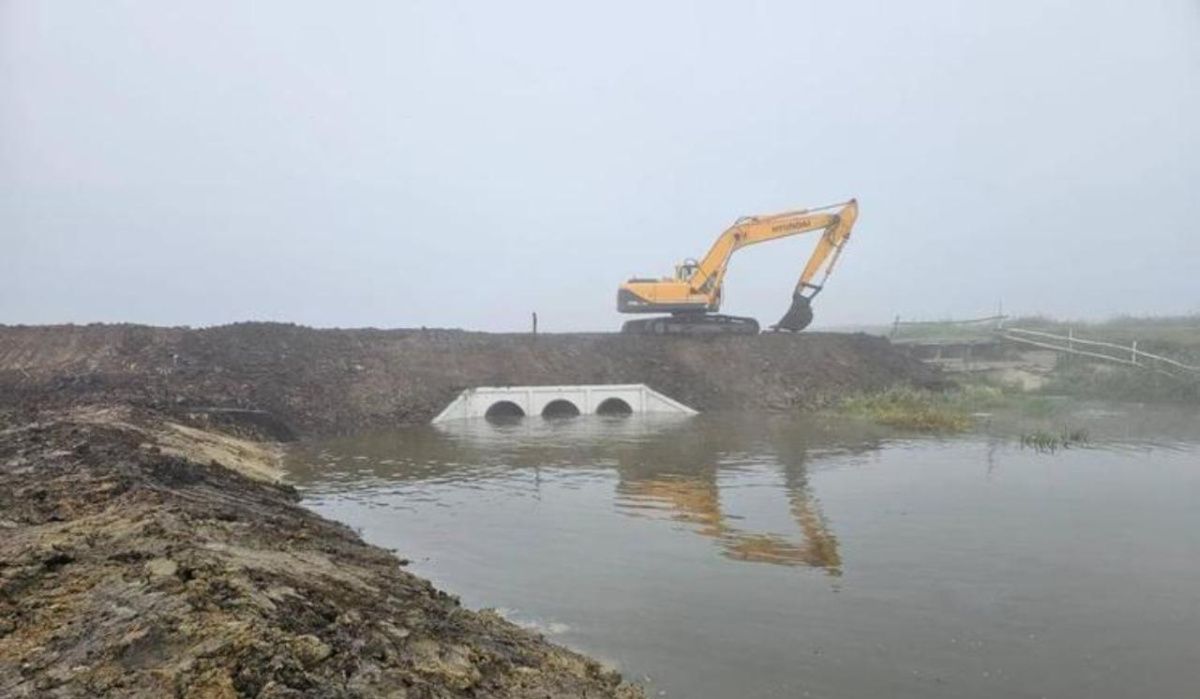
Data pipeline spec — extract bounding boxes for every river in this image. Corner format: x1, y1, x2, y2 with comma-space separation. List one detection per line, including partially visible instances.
287, 403, 1200, 698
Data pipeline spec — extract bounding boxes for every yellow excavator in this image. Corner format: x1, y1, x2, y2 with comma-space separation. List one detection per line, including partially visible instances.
617, 199, 859, 334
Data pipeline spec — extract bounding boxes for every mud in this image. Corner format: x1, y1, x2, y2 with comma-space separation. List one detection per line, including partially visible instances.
0, 406, 642, 698
0, 324, 939, 436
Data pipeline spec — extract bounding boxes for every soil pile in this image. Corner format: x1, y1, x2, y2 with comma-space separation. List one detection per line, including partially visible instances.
0, 324, 939, 435
0, 407, 641, 698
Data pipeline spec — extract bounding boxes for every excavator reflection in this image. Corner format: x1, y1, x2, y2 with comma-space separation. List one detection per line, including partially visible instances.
615, 460, 842, 574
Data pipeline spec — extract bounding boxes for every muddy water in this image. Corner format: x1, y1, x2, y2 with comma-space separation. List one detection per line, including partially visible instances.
287, 405, 1200, 699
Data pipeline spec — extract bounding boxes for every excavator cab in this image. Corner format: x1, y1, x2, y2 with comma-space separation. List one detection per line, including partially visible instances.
675, 259, 700, 282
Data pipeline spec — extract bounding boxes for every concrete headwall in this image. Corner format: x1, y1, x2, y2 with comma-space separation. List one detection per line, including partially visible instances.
432, 384, 698, 422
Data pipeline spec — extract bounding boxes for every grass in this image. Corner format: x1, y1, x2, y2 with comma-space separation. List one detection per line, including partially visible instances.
888, 320, 1004, 344
838, 386, 979, 432
1020, 428, 1089, 453
837, 381, 1064, 433
1039, 359, 1200, 404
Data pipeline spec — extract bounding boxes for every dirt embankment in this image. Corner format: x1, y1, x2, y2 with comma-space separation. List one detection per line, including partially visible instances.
0, 323, 939, 436
0, 406, 642, 698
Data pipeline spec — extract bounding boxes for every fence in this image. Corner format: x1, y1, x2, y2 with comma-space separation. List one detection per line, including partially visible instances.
998, 327, 1200, 378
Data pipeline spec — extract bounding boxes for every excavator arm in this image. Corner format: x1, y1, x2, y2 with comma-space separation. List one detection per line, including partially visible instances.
689, 199, 857, 300
793, 200, 858, 297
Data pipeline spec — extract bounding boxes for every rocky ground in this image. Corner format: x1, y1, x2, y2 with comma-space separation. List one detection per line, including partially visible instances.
0, 407, 642, 698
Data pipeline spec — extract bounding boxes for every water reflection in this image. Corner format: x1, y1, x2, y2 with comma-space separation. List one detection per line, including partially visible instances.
290, 414, 893, 573
287, 406, 1200, 699
616, 472, 842, 571
604, 420, 853, 572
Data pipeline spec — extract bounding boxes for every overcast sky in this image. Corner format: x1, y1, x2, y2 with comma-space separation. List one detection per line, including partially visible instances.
2, 1, 1197, 331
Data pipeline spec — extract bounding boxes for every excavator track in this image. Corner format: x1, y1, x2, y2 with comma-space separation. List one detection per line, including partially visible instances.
622, 314, 760, 336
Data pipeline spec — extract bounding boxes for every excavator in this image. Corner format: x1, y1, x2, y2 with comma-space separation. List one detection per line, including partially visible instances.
617, 199, 859, 335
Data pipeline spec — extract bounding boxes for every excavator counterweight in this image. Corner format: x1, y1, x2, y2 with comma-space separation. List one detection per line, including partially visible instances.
617, 199, 859, 335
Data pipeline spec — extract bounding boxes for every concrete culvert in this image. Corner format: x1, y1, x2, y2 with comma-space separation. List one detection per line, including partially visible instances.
541, 399, 581, 419
596, 397, 633, 416
484, 400, 525, 421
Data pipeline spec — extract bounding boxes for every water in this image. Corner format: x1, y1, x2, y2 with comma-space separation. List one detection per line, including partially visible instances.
287, 405, 1200, 698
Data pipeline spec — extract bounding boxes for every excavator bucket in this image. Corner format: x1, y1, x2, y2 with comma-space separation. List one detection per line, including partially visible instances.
772, 293, 814, 332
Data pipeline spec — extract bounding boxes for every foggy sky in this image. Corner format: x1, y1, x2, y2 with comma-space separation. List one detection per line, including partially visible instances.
2, 1, 1198, 331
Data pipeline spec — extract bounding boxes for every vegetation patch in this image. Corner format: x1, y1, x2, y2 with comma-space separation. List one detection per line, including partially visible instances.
838, 386, 977, 431
1020, 428, 1089, 453
1039, 360, 1200, 404
837, 382, 1065, 432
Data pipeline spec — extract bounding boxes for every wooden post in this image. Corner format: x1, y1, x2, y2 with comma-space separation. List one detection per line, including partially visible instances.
1131, 340, 1138, 365
532, 312, 538, 337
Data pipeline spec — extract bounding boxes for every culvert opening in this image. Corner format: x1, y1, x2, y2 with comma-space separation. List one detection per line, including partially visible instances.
541, 399, 581, 419
596, 397, 634, 417
484, 400, 526, 422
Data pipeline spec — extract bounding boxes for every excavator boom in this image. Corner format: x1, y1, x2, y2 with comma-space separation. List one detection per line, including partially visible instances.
617, 199, 858, 334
